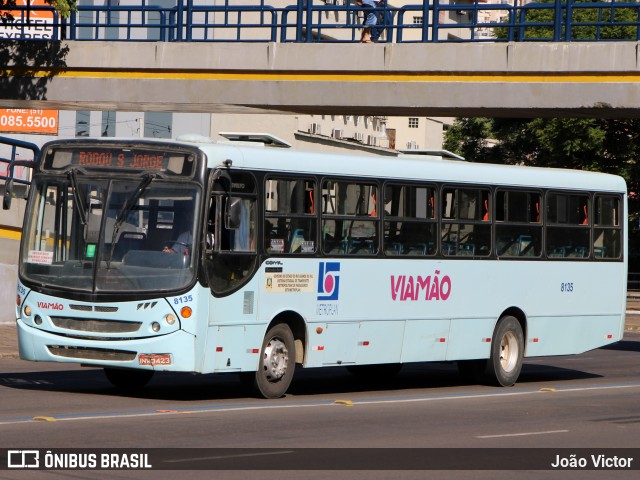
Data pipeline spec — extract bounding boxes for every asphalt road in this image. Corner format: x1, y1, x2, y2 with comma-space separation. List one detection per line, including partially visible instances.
0, 333, 639, 480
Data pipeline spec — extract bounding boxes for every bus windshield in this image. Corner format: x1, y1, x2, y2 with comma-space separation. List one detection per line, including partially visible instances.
20, 173, 201, 295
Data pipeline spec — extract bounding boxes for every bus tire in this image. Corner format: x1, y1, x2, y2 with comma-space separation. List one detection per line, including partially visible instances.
487, 315, 524, 387
457, 359, 487, 383
253, 323, 296, 399
104, 368, 154, 389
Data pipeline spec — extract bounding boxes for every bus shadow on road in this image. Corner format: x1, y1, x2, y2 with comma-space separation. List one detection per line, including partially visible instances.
287, 362, 601, 397
0, 361, 601, 401
599, 336, 640, 353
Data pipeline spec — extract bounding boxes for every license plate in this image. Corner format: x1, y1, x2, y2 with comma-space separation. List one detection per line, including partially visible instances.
138, 353, 172, 366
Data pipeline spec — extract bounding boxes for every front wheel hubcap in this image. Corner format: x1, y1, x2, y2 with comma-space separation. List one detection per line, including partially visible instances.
263, 337, 289, 382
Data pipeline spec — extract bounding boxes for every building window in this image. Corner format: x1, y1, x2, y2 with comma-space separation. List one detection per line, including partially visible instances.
413, 16, 423, 24
75, 111, 90, 137
144, 112, 172, 138
101, 111, 116, 137
408, 118, 419, 128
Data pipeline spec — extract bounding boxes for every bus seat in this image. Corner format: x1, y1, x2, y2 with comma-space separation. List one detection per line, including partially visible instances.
569, 246, 587, 258
289, 229, 305, 253
385, 242, 403, 255
405, 243, 427, 255
516, 235, 532, 256
458, 243, 475, 256
113, 232, 146, 261
549, 247, 567, 258
442, 242, 455, 255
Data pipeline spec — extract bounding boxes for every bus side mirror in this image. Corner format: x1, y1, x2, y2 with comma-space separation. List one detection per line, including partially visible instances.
225, 198, 242, 230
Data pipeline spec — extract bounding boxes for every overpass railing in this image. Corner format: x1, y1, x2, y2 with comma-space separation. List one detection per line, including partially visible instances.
1, 1, 640, 43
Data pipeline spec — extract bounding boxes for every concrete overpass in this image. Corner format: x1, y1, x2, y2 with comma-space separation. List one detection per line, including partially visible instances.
3, 40, 640, 118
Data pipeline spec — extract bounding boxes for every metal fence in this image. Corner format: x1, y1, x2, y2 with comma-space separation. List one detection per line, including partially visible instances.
2, 0, 640, 43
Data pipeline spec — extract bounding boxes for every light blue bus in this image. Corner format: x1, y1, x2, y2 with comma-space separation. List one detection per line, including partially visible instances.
1, 135, 627, 398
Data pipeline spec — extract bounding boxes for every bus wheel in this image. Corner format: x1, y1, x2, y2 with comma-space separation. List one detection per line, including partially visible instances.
487, 316, 524, 387
103, 368, 154, 389
254, 323, 295, 399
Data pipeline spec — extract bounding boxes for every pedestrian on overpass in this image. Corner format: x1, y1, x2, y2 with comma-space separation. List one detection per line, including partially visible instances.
357, 0, 378, 43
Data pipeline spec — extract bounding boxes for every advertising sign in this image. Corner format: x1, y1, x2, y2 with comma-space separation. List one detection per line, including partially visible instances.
0, 109, 59, 135
0, 0, 55, 40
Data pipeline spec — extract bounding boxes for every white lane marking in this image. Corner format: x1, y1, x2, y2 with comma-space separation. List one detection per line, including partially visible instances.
1, 383, 639, 426
477, 430, 569, 439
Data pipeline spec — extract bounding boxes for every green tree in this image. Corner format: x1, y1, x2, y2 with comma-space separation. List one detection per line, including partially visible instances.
449, 1, 640, 266
1, 0, 77, 23
494, 0, 638, 41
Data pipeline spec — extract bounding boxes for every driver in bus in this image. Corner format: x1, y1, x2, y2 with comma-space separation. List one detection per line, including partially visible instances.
162, 230, 192, 255
162, 205, 193, 255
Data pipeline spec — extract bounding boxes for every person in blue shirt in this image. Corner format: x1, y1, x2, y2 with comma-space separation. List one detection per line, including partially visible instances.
357, 0, 378, 43
163, 230, 192, 255
371, 0, 393, 43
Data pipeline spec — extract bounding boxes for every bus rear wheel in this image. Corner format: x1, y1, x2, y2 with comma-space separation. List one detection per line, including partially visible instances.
103, 368, 154, 389
251, 323, 296, 399
487, 315, 524, 387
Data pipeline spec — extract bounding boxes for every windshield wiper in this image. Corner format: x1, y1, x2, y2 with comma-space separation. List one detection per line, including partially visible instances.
67, 169, 88, 226
106, 173, 156, 268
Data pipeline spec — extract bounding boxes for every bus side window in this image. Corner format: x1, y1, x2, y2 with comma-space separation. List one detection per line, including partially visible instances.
495, 190, 542, 258
383, 183, 436, 257
593, 195, 622, 259
265, 178, 317, 255
546, 192, 590, 258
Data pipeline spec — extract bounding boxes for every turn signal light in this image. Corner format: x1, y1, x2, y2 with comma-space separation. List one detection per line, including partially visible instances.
180, 306, 192, 319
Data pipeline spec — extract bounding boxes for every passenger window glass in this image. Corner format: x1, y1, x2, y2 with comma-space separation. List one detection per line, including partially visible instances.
546, 192, 590, 258
383, 184, 436, 256
264, 178, 316, 254
593, 195, 622, 259
547, 193, 589, 226
496, 190, 542, 258
441, 186, 490, 256
322, 180, 378, 255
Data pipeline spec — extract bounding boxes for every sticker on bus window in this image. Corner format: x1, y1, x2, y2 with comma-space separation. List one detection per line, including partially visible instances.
270, 238, 285, 253
27, 250, 53, 265
265, 273, 315, 293
301, 241, 315, 253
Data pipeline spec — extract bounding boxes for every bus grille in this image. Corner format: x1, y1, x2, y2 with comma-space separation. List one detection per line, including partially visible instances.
69, 305, 119, 313
47, 346, 137, 362
51, 317, 142, 333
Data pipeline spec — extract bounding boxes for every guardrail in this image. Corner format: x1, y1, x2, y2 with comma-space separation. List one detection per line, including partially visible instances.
1, 0, 640, 43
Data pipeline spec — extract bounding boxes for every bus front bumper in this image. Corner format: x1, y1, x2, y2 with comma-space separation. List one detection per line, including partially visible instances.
17, 320, 197, 372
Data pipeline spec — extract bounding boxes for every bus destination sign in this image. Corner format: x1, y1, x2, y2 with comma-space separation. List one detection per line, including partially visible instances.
77, 150, 166, 170
45, 147, 195, 176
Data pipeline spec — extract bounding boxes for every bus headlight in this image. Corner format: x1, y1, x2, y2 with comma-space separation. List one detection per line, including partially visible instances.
34, 315, 42, 326
151, 322, 161, 332
24, 305, 31, 317
165, 314, 176, 326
